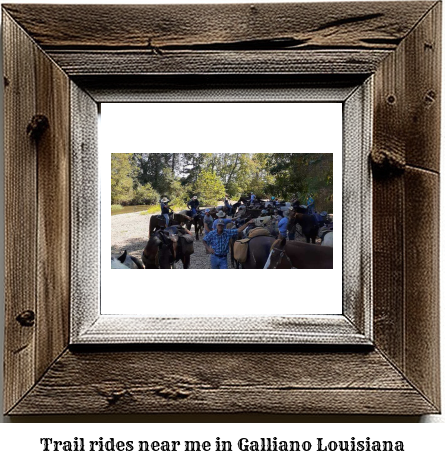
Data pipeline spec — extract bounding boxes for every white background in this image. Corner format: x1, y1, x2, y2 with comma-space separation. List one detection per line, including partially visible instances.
0, 0, 444, 454
102, 102, 343, 315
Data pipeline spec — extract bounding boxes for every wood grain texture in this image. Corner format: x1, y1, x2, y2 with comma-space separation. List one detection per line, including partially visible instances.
3, 12, 37, 414
404, 168, 440, 409
2, 2, 435, 50
35, 44, 71, 380
371, 3, 441, 411
47, 50, 391, 77
8, 349, 437, 415
404, 2, 441, 172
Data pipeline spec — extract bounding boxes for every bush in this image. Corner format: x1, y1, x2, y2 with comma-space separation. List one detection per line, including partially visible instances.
131, 183, 159, 205
111, 204, 124, 212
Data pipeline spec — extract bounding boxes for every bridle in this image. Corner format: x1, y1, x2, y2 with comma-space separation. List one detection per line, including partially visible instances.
268, 246, 293, 269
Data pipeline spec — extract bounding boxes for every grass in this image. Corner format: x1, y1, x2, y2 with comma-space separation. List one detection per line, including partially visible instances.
140, 205, 160, 215
111, 204, 124, 212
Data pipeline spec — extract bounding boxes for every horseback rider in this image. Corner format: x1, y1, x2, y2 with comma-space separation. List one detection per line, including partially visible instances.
250, 192, 256, 206
187, 195, 200, 217
307, 193, 315, 215
160, 197, 172, 226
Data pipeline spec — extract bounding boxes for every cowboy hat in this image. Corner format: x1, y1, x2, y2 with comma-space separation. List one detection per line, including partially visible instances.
161, 197, 169, 202
216, 211, 226, 217
193, 196, 198, 199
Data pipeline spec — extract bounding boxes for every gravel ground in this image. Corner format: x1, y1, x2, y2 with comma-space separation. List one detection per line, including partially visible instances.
111, 211, 312, 269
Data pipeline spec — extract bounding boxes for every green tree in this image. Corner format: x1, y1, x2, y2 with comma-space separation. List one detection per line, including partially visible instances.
131, 183, 159, 205
193, 170, 226, 206
111, 153, 134, 205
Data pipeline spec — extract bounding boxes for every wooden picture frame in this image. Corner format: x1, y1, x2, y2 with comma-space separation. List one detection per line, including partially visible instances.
2, 2, 440, 415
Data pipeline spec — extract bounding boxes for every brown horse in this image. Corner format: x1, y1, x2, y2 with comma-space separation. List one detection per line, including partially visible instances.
142, 228, 178, 269
230, 235, 276, 269
264, 238, 333, 269
148, 212, 192, 237
287, 212, 319, 243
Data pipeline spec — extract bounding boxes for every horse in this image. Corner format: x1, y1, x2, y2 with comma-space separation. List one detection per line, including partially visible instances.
264, 238, 333, 269
148, 212, 192, 237
111, 250, 144, 269
142, 228, 178, 269
193, 213, 204, 240
287, 212, 319, 243
143, 226, 194, 269
230, 234, 276, 269
246, 208, 262, 219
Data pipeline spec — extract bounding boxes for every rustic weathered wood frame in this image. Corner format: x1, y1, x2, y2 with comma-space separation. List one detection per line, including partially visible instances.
3, 2, 441, 415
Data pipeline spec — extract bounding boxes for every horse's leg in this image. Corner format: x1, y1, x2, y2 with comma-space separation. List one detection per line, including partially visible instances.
183, 254, 190, 269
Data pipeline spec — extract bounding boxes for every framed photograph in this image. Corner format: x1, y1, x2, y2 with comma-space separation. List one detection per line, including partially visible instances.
3, 2, 440, 415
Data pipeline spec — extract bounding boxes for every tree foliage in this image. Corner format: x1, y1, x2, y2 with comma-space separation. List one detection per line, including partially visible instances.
193, 170, 226, 206
110, 153, 334, 212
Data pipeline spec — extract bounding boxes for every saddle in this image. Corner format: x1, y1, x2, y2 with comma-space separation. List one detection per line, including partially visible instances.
178, 232, 194, 255
248, 227, 271, 238
234, 228, 271, 263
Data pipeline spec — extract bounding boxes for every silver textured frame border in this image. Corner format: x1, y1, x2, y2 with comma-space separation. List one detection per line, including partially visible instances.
70, 81, 373, 345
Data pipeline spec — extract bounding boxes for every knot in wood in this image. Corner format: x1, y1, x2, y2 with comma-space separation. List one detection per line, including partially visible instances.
27, 115, 49, 140
370, 149, 405, 178
16, 310, 35, 327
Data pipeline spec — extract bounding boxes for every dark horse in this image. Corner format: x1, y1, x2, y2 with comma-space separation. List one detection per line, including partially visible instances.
264, 238, 333, 269
148, 212, 192, 237
142, 226, 193, 269
182, 209, 205, 240
287, 212, 319, 243
230, 234, 276, 269
193, 213, 204, 240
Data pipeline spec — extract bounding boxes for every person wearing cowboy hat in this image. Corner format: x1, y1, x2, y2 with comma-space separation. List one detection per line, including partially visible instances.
187, 195, 200, 217
160, 197, 171, 226
203, 218, 254, 269
254, 209, 272, 228
212, 210, 232, 230
249, 192, 256, 205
